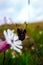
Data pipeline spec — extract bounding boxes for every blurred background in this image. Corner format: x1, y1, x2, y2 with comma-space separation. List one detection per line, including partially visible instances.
0, 0, 43, 65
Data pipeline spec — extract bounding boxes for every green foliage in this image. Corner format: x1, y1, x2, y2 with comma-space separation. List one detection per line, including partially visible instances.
0, 24, 43, 65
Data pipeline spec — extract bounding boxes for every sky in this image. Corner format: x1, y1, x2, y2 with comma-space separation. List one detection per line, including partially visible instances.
0, 0, 43, 24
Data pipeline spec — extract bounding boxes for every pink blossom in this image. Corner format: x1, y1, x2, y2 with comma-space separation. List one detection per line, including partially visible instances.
0, 41, 10, 53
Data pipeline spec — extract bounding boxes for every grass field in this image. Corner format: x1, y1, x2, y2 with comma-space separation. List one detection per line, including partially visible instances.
0, 22, 43, 65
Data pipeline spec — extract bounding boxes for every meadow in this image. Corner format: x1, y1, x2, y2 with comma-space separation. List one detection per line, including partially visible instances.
0, 22, 43, 65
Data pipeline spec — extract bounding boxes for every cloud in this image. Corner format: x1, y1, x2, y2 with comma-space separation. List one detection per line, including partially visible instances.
0, 0, 4, 3
15, 5, 28, 22
6, 8, 14, 13
0, 0, 28, 24
0, 0, 43, 24
28, 0, 43, 22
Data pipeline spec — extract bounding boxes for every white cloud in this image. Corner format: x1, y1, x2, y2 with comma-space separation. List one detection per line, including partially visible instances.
28, 0, 43, 22
0, 0, 4, 3
0, 0, 43, 24
16, 5, 28, 22
6, 8, 14, 13
0, 0, 28, 24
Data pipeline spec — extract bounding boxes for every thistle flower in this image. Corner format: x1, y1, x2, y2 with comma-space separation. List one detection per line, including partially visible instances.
0, 41, 10, 52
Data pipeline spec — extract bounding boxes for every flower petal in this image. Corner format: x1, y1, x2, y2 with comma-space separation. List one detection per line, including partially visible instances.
14, 40, 22, 45
12, 46, 21, 53
16, 45, 23, 49
13, 34, 18, 41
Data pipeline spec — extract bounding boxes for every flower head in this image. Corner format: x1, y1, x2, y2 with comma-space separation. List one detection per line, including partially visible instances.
3, 29, 23, 53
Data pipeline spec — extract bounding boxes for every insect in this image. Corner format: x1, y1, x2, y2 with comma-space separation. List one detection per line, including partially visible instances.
17, 28, 26, 41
